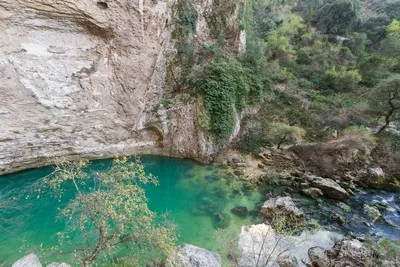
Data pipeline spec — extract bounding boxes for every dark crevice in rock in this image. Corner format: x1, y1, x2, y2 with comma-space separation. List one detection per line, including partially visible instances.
74, 19, 113, 39
96, 2, 108, 10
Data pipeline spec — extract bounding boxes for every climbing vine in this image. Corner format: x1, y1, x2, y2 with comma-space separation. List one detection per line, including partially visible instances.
189, 56, 263, 141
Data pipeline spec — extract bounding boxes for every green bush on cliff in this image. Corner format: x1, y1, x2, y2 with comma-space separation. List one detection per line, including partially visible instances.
189, 57, 263, 140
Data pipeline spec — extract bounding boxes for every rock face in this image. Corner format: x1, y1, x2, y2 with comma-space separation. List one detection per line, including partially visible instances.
12, 253, 42, 267
171, 244, 221, 267
308, 175, 349, 200
0, 0, 240, 174
260, 196, 305, 226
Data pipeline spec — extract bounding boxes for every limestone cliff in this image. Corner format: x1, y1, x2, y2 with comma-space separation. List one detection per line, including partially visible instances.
0, 0, 240, 174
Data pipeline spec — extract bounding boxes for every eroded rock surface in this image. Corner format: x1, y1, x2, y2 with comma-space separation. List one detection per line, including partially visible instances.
171, 244, 221, 267
12, 253, 42, 267
260, 196, 305, 227
307, 239, 378, 267
0, 0, 229, 174
238, 224, 343, 267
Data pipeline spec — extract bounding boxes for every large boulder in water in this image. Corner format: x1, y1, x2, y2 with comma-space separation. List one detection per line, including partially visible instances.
307, 239, 377, 267
171, 244, 221, 267
363, 204, 381, 223
260, 197, 305, 227
359, 167, 400, 192
308, 175, 349, 200
12, 254, 42, 267
360, 167, 385, 189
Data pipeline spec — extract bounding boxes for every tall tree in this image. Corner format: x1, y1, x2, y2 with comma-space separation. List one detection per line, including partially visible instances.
315, 0, 361, 35
369, 76, 400, 134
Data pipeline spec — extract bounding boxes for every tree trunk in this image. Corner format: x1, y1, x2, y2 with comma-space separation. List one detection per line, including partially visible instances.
277, 135, 287, 149
376, 92, 398, 135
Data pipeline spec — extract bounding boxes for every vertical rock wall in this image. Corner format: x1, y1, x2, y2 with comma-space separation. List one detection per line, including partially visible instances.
0, 0, 241, 174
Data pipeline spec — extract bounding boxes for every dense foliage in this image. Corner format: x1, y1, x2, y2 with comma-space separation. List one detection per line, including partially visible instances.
189, 56, 263, 140
170, 0, 400, 175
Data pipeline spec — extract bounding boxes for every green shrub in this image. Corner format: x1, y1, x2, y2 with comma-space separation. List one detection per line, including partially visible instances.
324, 67, 362, 91
267, 122, 306, 149
189, 57, 263, 140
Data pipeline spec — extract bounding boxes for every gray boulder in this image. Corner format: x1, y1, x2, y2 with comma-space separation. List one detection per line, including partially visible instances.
260, 197, 305, 227
368, 167, 385, 177
327, 239, 376, 266
309, 176, 349, 200
12, 254, 42, 267
360, 167, 385, 189
307, 247, 330, 267
172, 244, 221, 267
277, 253, 298, 267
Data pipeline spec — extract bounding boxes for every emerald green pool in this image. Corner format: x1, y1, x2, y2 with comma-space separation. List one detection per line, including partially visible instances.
0, 156, 264, 266
1, 156, 399, 266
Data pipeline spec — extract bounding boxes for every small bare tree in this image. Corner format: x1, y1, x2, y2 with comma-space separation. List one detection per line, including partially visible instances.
42, 157, 176, 266
369, 76, 400, 134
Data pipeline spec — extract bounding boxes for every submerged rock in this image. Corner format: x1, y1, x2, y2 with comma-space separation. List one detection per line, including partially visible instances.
302, 187, 323, 199
260, 197, 305, 227
363, 204, 381, 223
331, 212, 346, 225
214, 212, 231, 229
309, 176, 349, 200
231, 206, 248, 217
12, 254, 42, 267
171, 244, 221, 267
337, 202, 351, 213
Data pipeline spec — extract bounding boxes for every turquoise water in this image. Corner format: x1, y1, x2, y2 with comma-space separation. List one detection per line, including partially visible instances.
1, 156, 399, 266
0, 156, 264, 266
